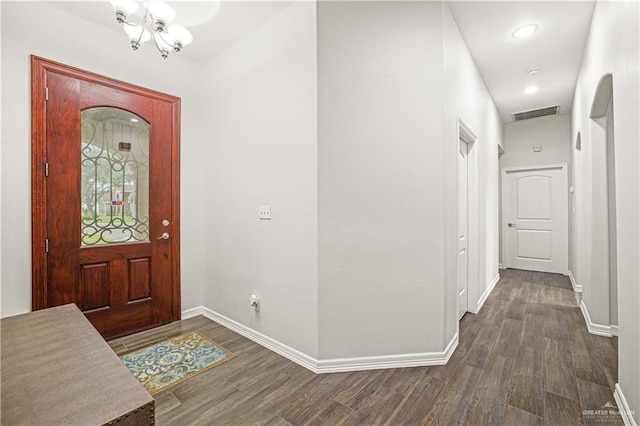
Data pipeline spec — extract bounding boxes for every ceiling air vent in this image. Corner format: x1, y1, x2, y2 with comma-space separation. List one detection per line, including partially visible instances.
512, 105, 560, 122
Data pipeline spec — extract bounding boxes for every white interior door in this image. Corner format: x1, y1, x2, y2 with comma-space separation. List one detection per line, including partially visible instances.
457, 139, 469, 320
503, 165, 568, 274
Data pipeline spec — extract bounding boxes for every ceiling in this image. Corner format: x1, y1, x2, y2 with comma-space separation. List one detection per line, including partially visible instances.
50, 1, 293, 64
51, 1, 595, 123
447, 1, 596, 123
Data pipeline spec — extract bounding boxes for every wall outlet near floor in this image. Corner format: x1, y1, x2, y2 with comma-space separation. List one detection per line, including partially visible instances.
258, 205, 271, 220
249, 294, 260, 311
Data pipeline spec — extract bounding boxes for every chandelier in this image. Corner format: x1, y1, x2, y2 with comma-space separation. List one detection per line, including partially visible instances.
109, 0, 193, 59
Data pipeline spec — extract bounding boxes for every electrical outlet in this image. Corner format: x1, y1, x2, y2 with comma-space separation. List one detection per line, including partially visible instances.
259, 205, 271, 220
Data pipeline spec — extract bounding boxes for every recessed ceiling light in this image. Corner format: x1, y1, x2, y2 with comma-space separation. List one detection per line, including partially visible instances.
512, 24, 538, 39
130, 118, 139, 122
527, 67, 541, 75
524, 86, 539, 94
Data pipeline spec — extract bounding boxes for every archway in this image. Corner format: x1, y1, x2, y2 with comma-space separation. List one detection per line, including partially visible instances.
588, 73, 618, 334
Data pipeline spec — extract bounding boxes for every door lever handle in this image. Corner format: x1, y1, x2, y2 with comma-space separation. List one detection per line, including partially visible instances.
508, 223, 516, 228
157, 232, 170, 240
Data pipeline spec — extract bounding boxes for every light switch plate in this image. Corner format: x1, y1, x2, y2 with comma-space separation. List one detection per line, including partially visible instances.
259, 205, 271, 220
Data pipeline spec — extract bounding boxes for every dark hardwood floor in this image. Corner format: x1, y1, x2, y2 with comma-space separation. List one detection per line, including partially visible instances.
108, 269, 622, 425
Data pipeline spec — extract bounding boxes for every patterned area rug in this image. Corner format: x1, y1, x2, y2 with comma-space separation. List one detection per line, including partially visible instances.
120, 331, 235, 395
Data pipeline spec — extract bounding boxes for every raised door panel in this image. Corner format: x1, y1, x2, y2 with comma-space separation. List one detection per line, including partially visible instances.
516, 176, 552, 220
516, 229, 552, 261
129, 258, 151, 301
79, 263, 109, 311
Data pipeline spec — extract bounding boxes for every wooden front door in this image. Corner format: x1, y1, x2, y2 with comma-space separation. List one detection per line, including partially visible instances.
32, 56, 181, 339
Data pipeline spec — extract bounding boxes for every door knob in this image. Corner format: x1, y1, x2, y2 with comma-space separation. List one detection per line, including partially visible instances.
508, 223, 516, 228
157, 232, 170, 240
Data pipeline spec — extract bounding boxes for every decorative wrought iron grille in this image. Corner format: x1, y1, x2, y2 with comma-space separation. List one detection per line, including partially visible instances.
81, 108, 150, 246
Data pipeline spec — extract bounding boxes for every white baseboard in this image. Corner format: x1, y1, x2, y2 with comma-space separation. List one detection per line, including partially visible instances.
611, 324, 619, 336
190, 306, 318, 372
614, 383, 637, 426
568, 270, 583, 293
474, 273, 500, 314
317, 333, 459, 373
579, 300, 613, 337
182, 306, 458, 374
499, 263, 504, 270
181, 306, 206, 319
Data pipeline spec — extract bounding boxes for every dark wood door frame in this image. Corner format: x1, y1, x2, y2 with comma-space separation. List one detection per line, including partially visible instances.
31, 55, 181, 323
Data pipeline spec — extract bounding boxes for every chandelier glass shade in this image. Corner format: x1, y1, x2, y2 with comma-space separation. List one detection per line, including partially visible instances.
109, 0, 193, 58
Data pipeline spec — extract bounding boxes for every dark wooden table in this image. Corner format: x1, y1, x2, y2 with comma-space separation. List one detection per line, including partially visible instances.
1, 304, 154, 425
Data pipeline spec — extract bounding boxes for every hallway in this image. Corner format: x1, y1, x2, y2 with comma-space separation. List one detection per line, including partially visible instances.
109, 270, 621, 425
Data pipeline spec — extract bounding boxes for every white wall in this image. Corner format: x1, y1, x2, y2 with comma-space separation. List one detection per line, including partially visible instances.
314, 2, 502, 361
499, 114, 571, 266
0, 2, 4, 318
570, 130, 582, 280
501, 115, 571, 169
0, 1, 205, 316
200, 2, 319, 358
570, 0, 639, 420
443, 4, 502, 341
317, 1, 447, 359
